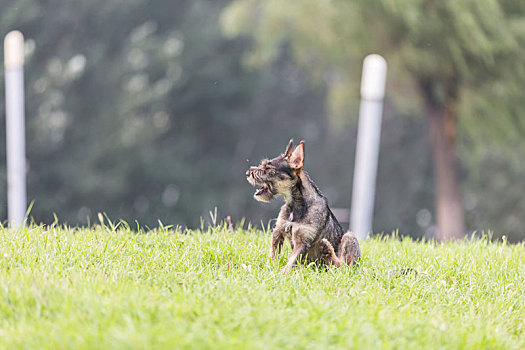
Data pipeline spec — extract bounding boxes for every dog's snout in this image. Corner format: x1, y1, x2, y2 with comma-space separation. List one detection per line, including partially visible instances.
246, 167, 256, 177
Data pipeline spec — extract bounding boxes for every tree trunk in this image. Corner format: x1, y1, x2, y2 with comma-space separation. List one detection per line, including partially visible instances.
425, 100, 466, 240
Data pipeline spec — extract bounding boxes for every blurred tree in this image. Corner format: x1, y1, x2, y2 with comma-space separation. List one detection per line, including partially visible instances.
221, 0, 525, 240
1, 0, 257, 226
0, 0, 333, 227
1, 0, 523, 240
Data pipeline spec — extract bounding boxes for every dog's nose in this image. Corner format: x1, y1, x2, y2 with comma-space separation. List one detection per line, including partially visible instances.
246, 167, 256, 177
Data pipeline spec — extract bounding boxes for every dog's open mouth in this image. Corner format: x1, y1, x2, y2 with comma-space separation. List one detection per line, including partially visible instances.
246, 170, 275, 202
252, 182, 275, 202
255, 185, 269, 196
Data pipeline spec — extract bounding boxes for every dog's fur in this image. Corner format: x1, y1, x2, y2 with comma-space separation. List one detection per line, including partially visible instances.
246, 139, 361, 273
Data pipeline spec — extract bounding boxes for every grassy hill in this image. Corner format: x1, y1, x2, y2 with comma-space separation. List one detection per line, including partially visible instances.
1, 222, 524, 349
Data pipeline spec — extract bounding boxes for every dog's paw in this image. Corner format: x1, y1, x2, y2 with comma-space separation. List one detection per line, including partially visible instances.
281, 266, 292, 274
283, 222, 293, 233
320, 238, 336, 258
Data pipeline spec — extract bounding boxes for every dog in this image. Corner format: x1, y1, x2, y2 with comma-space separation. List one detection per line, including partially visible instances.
246, 139, 361, 273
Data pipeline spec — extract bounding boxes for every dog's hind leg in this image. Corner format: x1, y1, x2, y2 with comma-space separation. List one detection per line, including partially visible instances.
338, 232, 361, 266
320, 239, 344, 267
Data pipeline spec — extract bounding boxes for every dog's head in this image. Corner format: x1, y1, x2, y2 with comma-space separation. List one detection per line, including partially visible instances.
246, 139, 305, 202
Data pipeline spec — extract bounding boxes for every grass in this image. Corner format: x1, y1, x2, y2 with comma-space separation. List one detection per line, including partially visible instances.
0, 220, 524, 349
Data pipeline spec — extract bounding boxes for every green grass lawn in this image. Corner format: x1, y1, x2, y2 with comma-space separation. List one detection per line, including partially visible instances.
1, 221, 524, 349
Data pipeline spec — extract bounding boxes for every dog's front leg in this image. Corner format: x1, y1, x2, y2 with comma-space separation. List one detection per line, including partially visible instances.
281, 243, 308, 274
281, 224, 316, 274
270, 206, 292, 260
270, 227, 285, 260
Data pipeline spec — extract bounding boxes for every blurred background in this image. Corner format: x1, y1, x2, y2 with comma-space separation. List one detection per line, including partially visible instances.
1, 0, 524, 240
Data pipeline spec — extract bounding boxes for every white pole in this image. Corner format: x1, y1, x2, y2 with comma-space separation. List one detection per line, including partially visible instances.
350, 54, 387, 241
4, 31, 27, 227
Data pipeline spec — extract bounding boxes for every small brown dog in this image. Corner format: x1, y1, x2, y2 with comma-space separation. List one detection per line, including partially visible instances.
246, 139, 361, 273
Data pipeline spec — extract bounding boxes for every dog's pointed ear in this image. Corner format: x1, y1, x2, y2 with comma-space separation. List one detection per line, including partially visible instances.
283, 139, 294, 158
289, 141, 304, 170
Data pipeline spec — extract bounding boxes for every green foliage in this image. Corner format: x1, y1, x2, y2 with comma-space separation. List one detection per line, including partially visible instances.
221, 0, 525, 238
222, 0, 525, 144
0, 1, 329, 228
1, 225, 524, 348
